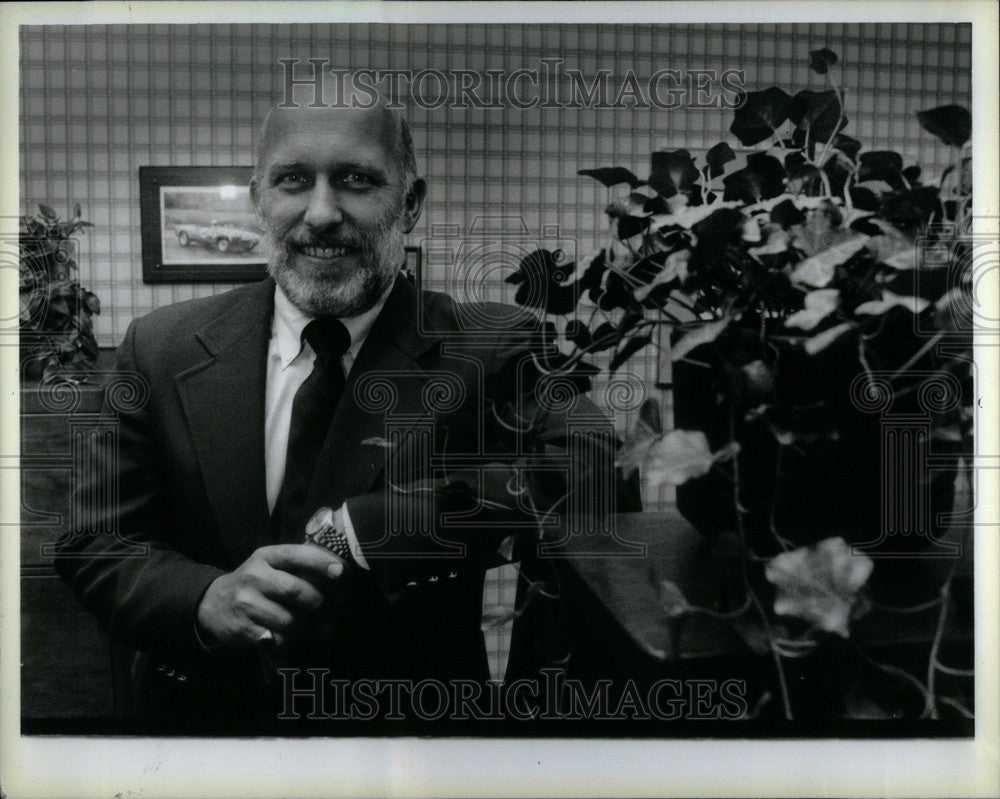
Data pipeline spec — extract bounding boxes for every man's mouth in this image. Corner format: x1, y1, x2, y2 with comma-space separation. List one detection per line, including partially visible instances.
295, 244, 353, 259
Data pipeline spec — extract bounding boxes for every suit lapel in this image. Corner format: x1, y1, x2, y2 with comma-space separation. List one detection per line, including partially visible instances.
302, 276, 444, 520
175, 279, 274, 563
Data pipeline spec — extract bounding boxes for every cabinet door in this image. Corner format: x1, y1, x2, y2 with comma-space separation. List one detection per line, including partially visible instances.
21, 574, 114, 721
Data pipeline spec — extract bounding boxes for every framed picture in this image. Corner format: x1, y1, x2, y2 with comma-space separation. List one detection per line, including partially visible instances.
139, 166, 422, 285
140, 166, 268, 282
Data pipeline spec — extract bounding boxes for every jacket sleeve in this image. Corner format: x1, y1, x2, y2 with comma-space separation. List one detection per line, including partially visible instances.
52, 319, 227, 666
344, 339, 617, 596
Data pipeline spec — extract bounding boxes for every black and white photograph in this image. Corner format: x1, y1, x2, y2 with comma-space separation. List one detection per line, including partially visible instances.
2, 2, 998, 797
161, 187, 265, 262
139, 165, 272, 282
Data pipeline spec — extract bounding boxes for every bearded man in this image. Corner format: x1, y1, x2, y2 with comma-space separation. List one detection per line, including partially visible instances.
54, 99, 614, 733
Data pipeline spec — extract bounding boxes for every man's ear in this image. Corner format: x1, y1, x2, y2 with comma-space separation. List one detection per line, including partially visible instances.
249, 176, 261, 216
401, 177, 427, 234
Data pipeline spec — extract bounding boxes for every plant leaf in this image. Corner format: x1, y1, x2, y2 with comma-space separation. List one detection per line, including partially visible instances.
671, 318, 728, 362
704, 142, 736, 178
857, 151, 904, 184
917, 105, 971, 147
785, 288, 840, 330
789, 89, 846, 143
648, 149, 700, 197
638, 396, 663, 435
658, 579, 691, 619
578, 167, 644, 188
803, 321, 854, 355
789, 234, 869, 287
642, 429, 715, 487
808, 47, 839, 75
854, 291, 930, 316
729, 87, 793, 146
722, 153, 786, 203
765, 537, 874, 637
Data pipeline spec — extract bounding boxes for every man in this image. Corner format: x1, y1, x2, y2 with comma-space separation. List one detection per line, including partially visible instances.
55, 98, 614, 732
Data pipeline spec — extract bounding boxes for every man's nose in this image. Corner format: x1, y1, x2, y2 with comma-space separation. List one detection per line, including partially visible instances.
303, 177, 344, 231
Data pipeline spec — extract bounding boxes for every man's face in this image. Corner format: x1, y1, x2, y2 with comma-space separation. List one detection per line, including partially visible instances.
252, 106, 421, 317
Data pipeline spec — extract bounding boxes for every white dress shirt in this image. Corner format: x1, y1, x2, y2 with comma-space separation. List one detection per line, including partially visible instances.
264, 282, 393, 568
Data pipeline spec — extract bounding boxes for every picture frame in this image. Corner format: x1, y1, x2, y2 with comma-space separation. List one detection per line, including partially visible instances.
140, 166, 267, 282
139, 165, 422, 284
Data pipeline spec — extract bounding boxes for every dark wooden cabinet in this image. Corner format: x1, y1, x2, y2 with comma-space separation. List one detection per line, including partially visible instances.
20, 382, 126, 724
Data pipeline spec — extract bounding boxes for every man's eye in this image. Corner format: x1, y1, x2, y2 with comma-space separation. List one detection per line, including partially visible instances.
275, 174, 309, 188
342, 173, 375, 188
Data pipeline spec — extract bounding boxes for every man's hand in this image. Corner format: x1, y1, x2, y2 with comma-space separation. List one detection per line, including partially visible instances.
195, 544, 345, 649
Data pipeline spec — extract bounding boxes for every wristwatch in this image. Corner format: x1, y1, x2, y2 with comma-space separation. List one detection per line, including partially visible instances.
304, 506, 353, 563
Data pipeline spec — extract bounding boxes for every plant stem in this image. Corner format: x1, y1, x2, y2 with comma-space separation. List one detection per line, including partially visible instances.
730, 402, 793, 719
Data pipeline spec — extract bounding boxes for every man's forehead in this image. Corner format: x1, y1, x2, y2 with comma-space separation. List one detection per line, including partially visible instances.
260, 105, 401, 163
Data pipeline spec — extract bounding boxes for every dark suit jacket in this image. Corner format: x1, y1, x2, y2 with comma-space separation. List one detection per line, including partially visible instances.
55, 274, 614, 732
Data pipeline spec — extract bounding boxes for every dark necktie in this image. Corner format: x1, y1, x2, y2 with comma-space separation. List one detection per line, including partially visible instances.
275, 317, 351, 543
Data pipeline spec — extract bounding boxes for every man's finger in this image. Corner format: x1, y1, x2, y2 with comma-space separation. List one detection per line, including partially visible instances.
243, 622, 276, 649
245, 595, 296, 633
258, 567, 326, 610
259, 543, 344, 580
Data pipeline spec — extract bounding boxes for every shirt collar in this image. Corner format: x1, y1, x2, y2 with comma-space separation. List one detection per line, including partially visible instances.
272, 279, 394, 369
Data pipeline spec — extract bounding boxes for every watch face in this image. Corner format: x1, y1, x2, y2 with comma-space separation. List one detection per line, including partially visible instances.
305, 506, 336, 538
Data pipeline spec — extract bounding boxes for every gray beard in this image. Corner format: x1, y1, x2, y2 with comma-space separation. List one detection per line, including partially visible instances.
265, 222, 404, 318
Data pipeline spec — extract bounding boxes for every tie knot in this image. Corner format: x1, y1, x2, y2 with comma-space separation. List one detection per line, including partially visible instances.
302, 318, 351, 356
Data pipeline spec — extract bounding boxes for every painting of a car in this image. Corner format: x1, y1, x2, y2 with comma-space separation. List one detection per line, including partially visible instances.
174, 220, 260, 254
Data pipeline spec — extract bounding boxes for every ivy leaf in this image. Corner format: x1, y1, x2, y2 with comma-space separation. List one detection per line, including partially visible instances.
638, 396, 663, 436
857, 151, 904, 184
722, 153, 786, 203
72, 202, 81, 220
578, 248, 608, 293
578, 167, 644, 188
803, 321, 854, 355
877, 186, 941, 236
671, 318, 729, 362
785, 288, 840, 330
648, 149, 700, 197
765, 537, 874, 637
789, 89, 846, 143
785, 162, 824, 196
616, 214, 652, 240
917, 105, 971, 147
849, 186, 880, 212
658, 579, 692, 619
789, 234, 869, 287
504, 249, 579, 315
831, 134, 862, 161
808, 47, 839, 75
609, 334, 652, 373
564, 319, 592, 349
770, 198, 807, 229
704, 142, 736, 178
729, 87, 793, 146
854, 291, 930, 316
901, 165, 922, 185
641, 430, 739, 488
632, 249, 690, 303
83, 291, 101, 315
38, 203, 57, 220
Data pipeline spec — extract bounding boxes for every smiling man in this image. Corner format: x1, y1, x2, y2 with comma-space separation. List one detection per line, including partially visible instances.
54, 98, 614, 733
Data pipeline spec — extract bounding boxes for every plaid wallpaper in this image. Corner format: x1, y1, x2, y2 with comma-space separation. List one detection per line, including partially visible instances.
18, 23, 973, 680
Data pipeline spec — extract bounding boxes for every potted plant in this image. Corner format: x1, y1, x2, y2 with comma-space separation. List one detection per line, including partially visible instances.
503, 47, 974, 720
19, 203, 101, 382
